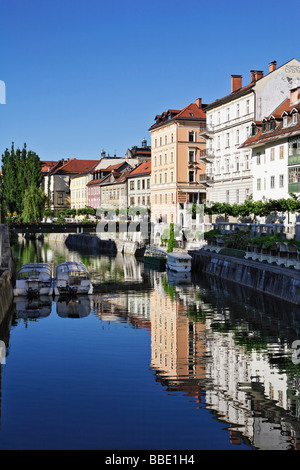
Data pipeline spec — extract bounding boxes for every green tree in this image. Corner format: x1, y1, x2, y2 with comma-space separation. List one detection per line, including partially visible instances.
167, 223, 175, 252
22, 185, 49, 223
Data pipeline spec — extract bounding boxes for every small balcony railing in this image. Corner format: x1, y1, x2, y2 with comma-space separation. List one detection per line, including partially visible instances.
199, 124, 215, 138
288, 153, 300, 166
199, 148, 215, 163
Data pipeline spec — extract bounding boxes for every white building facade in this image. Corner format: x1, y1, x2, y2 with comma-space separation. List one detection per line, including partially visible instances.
201, 58, 300, 205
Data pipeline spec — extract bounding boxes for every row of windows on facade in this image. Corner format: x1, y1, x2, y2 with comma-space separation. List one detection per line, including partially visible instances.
256, 139, 300, 163
153, 170, 196, 184
257, 174, 285, 190
153, 149, 198, 167
154, 131, 197, 148
129, 196, 151, 206
214, 155, 250, 174
224, 188, 251, 204
208, 99, 251, 125
212, 126, 252, 149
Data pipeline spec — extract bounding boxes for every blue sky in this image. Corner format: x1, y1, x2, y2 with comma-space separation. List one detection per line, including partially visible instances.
1, 0, 300, 162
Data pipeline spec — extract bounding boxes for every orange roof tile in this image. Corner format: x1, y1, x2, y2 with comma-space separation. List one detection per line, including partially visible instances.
53, 158, 99, 174
127, 160, 151, 177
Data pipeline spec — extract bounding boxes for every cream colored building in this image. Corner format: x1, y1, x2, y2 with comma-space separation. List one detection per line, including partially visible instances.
70, 172, 93, 209
149, 99, 207, 227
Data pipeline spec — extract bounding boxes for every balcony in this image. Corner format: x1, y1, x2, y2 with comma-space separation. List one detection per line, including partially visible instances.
288, 153, 300, 166
199, 174, 214, 187
199, 148, 215, 163
199, 124, 215, 139
288, 182, 300, 193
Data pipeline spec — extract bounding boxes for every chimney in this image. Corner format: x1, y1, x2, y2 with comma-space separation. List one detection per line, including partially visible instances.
269, 61, 277, 73
255, 70, 264, 81
250, 70, 256, 82
290, 87, 300, 105
196, 97, 202, 108
231, 75, 242, 92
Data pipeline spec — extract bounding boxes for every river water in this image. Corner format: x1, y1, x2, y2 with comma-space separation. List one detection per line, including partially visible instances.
1, 237, 300, 450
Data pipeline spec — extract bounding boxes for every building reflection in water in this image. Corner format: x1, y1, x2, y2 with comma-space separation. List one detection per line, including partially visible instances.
7, 238, 300, 449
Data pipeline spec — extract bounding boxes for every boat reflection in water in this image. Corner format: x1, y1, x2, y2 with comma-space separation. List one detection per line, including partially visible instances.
56, 295, 92, 318
14, 296, 52, 319
166, 269, 191, 286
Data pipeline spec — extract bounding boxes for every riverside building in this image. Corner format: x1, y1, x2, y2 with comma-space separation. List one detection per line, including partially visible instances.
149, 99, 207, 228
201, 58, 300, 205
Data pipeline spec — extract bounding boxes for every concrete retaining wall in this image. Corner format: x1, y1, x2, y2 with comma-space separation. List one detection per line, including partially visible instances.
190, 250, 300, 305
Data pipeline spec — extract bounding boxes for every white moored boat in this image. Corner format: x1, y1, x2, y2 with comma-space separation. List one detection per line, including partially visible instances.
54, 261, 93, 296
14, 263, 53, 297
166, 252, 192, 273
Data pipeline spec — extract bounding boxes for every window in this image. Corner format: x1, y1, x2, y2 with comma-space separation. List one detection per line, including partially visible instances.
159, 154, 162, 165
236, 189, 239, 204
130, 181, 134, 190
235, 157, 239, 172
257, 178, 261, 190
226, 190, 229, 203
165, 135, 167, 144
170, 151, 174, 163
164, 194, 167, 204
189, 150, 195, 162
217, 135, 220, 149
246, 100, 250, 114
130, 197, 135, 206
154, 174, 157, 184
154, 155, 157, 166
270, 175, 275, 188
164, 172, 167, 183
236, 130, 239, 144
279, 174, 284, 188
155, 139, 157, 148
170, 171, 174, 183
226, 108, 230, 121
236, 104, 240, 117
226, 133, 230, 147
293, 113, 298, 125
218, 111, 220, 124
245, 154, 249, 170
57, 192, 64, 205
147, 179, 150, 189
142, 179, 145, 189
279, 146, 284, 159
270, 148, 275, 161
189, 170, 195, 182
159, 173, 162, 184
164, 153, 167, 164
159, 137, 162, 146
289, 167, 300, 183
283, 116, 288, 128
171, 133, 174, 143
188, 131, 195, 142
137, 180, 140, 189
225, 158, 230, 173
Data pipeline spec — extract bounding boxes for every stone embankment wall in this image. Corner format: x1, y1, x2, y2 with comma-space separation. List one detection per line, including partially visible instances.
190, 250, 300, 305
0, 225, 14, 320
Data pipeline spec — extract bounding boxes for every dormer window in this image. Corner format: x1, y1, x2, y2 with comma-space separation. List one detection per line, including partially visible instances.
270, 119, 275, 130
283, 115, 288, 128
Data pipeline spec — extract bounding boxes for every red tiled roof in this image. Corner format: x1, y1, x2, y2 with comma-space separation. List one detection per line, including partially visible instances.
53, 158, 99, 174
241, 98, 300, 148
127, 160, 151, 177
41, 161, 59, 173
149, 102, 206, 130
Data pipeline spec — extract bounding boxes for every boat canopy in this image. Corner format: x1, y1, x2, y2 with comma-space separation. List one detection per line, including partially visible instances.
17, 263, 52, 281
56, 262, 89, 279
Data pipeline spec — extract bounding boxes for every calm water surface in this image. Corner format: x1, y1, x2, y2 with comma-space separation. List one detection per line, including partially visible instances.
1, 237, 300, 450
